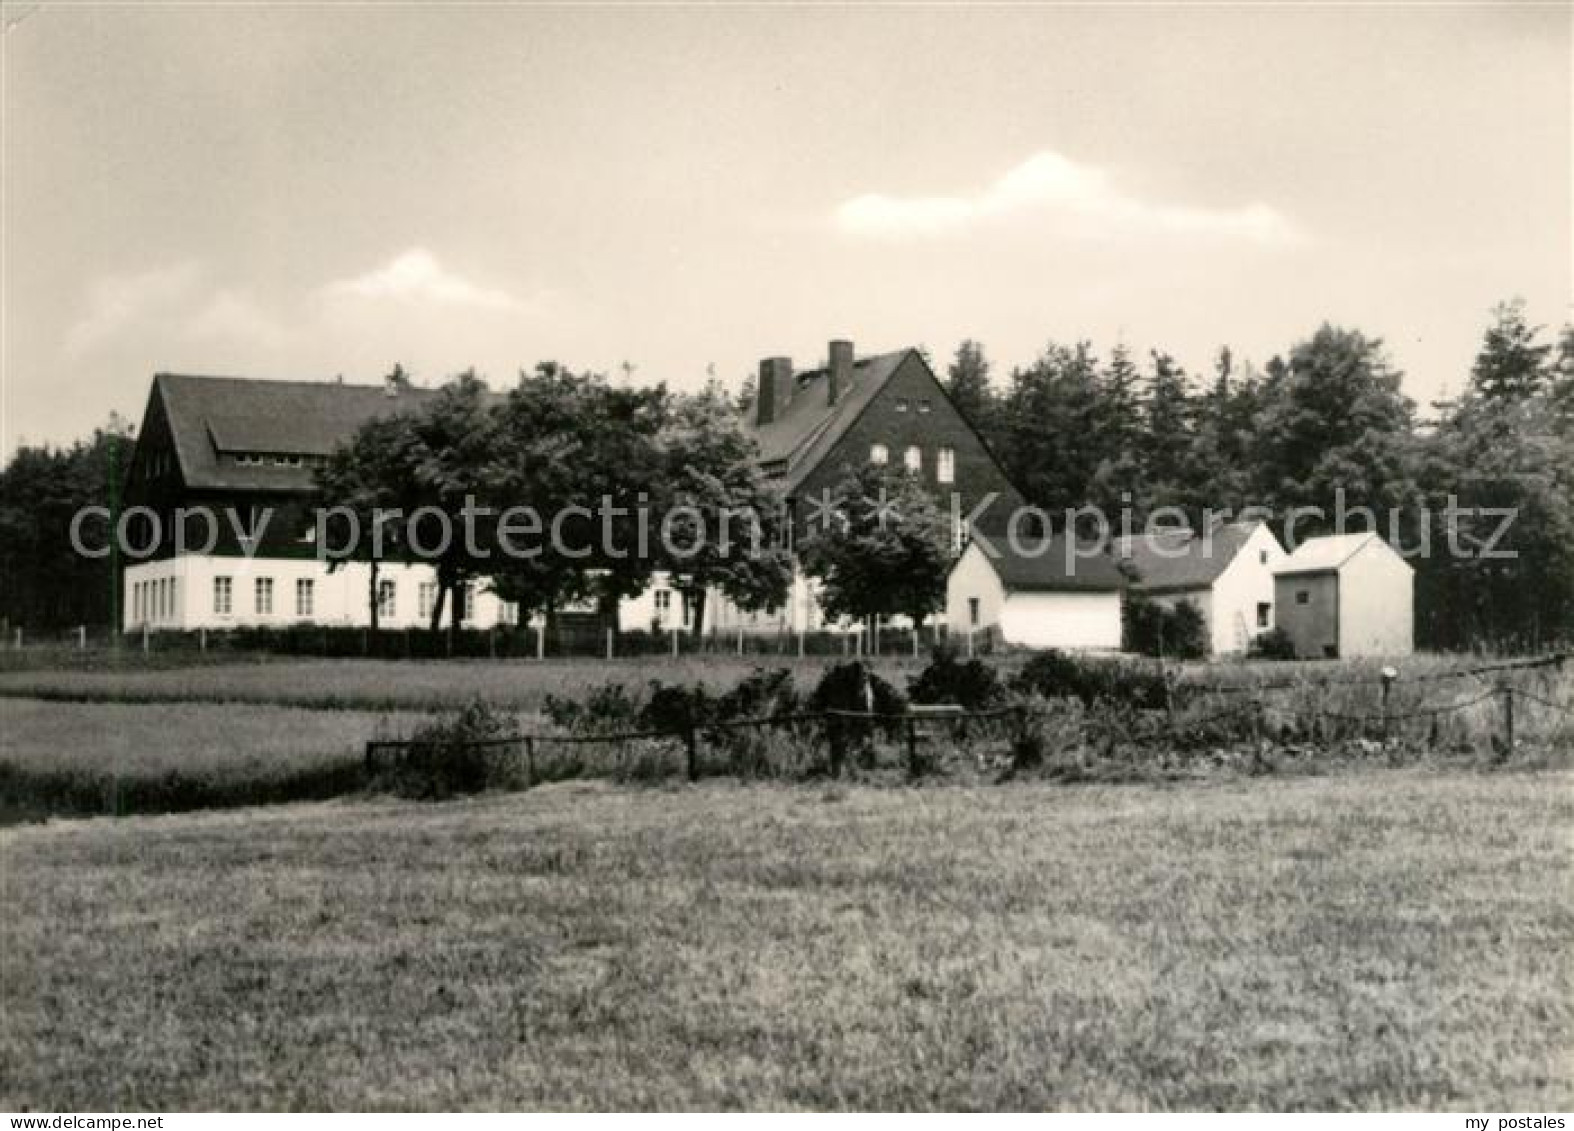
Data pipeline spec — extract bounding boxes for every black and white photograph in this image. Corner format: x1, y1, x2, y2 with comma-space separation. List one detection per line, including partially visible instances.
1, 0, 1570, 1115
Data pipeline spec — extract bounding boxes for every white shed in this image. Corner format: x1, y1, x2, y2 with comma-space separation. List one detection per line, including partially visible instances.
1271, 532, 1414, 659
1116, 521, 1287, 655
946, 537, 1125, 650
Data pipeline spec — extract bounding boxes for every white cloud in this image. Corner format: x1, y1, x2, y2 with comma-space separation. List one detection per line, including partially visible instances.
63, 261, 201, 358
834, 151, 1301, 245
184, 290, 289, 348
321, 248, 519, 310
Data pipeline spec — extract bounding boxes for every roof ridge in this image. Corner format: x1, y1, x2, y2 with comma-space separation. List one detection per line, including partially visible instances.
156, 372, 411, 393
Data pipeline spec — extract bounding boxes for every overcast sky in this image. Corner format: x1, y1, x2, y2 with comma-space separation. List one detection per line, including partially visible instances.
3, 3, 1568, 451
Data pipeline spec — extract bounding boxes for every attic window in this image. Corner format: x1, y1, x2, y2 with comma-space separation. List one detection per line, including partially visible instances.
895, 399, 910, 413
1259, 550, 1269, 565
917, 399, 933, 414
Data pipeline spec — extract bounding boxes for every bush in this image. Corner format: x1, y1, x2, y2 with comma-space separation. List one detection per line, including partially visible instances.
1248, 627, 1298, 661
376, 698, 520, 800
908, 645, 1006, 710
809, 661, 907, 776
712, 668, 803, 777
1013, 649, 1169, 710
640, 681, 717, 735
543, 681, 643, 734
1123, 595, 1209, 659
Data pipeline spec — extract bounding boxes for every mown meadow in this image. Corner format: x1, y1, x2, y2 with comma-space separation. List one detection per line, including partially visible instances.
3, 769, 1569, 1110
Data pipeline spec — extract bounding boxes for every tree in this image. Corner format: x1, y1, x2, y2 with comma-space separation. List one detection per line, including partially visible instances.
654, 382, 793, 639
799, 465, 951, 630
945, 339, 995, 433
1249, 324, 1419, 526
317, 371, 498, 634
0, 417, 134, 631
999, 340, 1106, 517
1140, 350, 1194, 511
1470, 299, 1551, 402
316, 413, 418, 631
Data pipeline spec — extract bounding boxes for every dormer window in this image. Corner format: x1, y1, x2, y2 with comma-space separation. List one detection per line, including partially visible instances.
870, 443, 889, 466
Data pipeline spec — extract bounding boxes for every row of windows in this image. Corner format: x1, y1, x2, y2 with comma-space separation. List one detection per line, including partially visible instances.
869, 443, 956, 483
230, 452, 327, 469
132, 578, 176, 623
210, 576, 519, 623
893, 398, 933, 415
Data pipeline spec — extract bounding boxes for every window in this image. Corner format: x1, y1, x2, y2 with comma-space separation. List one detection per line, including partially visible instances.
296, 579, 314, 618
937, 447, 955, 484
1256, 602, 1271, 628
895, 398, 910, 413
418, 582, 437, 620
501, 601, 519, 626
378, 580, 397, 619
214, 576, 232, 616
255, 577, 273, 615
1259, 549, 1269, 565
1296, 589, 1311, 606
968, 597, 980, 627
654, 590, 672, 614
917, 399, 933, 414
458, 582, 474, 623
904, 445, 922, 472
870, 443, 889, 466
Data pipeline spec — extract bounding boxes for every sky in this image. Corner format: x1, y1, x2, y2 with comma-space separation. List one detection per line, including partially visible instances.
2, 3, 1569, 452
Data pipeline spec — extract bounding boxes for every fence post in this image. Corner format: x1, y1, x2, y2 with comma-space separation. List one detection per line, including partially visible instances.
606, 627, 614, 661
670, 626, 679, 658
489, 627, 497, 659
14, 627, 21, 649
78, 625, 87, 651
535, 623, 545, 661
142, 624, 149, 655
966, 628, 975, 659
1498, 682, 1515, 761
684, 725, 699, 782
523, 736, 536, 788
797, 629, 804, 659
200, 626, 207, 653
737, 624, 744, 656
905, 715, 920, 779
1379, 667, 1397, 743
911, 626, 919, 659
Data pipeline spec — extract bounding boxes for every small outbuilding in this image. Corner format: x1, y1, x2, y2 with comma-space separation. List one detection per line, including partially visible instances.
1116, 520, 1287, 656
946, 537, 1125, 650
1271, 532, 1413, 659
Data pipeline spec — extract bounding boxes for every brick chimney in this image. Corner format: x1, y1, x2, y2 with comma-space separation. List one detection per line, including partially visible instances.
756, 356, 794, 427
828, 339, 854, 406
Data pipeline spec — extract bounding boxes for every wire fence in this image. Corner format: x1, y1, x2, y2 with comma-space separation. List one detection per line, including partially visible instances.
364, 656, 1572, 787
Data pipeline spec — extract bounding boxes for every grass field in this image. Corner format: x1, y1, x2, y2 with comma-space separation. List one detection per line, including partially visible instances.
3, 768, 1569, 1110
0, 655, 927, 712
0, 698, 424, 820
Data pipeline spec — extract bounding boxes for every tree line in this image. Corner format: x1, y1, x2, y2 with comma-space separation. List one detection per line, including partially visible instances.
944, 299, 1574, 650
1, 300, 1568, 651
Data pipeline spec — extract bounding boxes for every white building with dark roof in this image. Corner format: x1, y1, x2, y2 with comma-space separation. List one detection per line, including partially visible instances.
945, 537, 1125, 650
1115, 520, 1286, 656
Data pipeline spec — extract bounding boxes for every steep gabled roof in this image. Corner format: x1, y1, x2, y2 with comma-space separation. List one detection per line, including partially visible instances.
150, 373, 449, 492
1115, 521, 1263, 594
979, 537, 1127, 593
751, 350, 911, 491
1272, 532, 1382, 577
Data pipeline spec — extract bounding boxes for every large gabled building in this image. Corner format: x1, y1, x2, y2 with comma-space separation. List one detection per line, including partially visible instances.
651, 340, 1027, 635
121, 372, 517, 632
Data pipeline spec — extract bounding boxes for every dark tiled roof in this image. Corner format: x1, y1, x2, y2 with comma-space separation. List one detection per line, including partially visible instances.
152, 373, 451, 492
752, 350, 910, 491
1115, 521, 1261, 594
982, 536, 1127, 592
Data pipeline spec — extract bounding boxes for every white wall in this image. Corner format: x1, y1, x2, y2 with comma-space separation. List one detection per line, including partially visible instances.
124, 555, 519, 631
1208, 523, 1287, 654
1000, 591, 1122, 649
1337, 539, 1414, 657
945, 543, 1006, 637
